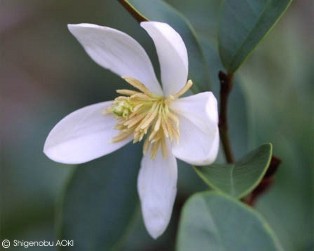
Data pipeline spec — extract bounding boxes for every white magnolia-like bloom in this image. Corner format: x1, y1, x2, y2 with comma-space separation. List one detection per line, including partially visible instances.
44, 21, 219, 239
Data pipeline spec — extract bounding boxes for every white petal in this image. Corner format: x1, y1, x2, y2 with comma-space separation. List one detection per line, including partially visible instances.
171, 92, 219, 165
138, 149, 177, 239
68, 23, 162, 95
141, 22, 188, 96
44, 102, 131, 164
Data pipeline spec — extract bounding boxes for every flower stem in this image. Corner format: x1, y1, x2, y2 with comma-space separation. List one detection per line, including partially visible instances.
218, 71, 235, 164
119, 0, 148, 22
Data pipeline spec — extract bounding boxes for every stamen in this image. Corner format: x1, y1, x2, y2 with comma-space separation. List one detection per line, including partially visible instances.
172, 80, 193, 99
161, 120, 170, 138
124, 113, 146, 128
138, 102, 159, 129
154, 115, 162, 131
116, 89, 139, 96
133, 103, 144, 112
109, 78, 193, 159
123, 77, 153, 96
112, 130, 132, 142
131, 93, 151, 100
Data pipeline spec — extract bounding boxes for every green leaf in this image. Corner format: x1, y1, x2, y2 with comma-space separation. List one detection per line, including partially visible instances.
56, 143, 142, 251
120, 0, 210, 92
194, 144, 272, 198
218, 0, 292, 73
177, 192, 283, 251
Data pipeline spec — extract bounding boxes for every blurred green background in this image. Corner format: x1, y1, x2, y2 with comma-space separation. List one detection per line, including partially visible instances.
1, 0, 313, 250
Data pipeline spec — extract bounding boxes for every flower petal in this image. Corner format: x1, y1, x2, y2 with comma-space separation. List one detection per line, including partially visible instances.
138, 149, 177, 239
68, 23, 162, 95
171, 92, 219, 165
141, 21, 188, 96
44, 102, 131, 164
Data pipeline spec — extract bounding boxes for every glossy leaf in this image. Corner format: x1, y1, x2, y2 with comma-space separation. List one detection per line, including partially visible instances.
177, 192, 283, 251
56, 143, 142, 251
218, 0, 292, 73
120, 0, 210, 92
194, 144, 272, 198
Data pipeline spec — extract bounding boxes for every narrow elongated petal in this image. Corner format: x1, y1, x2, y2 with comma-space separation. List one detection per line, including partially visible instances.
170, 92, 219, 165
141, 22, 188, 96
138, 149, 177, 239
68, 23, 163, 95
44, 102, 131, 164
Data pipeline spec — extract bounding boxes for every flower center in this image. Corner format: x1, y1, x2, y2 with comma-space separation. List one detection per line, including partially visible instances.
108, 77, 192, 158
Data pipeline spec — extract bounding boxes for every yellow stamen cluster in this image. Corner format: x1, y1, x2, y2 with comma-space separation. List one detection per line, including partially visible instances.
108, 77, 192, 158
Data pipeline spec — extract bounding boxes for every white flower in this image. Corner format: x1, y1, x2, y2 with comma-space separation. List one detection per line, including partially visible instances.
44, 21, 219, 239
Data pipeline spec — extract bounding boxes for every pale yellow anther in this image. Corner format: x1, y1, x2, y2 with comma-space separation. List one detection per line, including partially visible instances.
154, 116, 162, 131
123, 77, 153, 96
116, 89, 139, 96
109, 78, 192, 158
172, 79, 193, 99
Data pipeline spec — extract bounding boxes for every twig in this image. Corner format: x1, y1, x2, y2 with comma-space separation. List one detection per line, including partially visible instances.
118, 0, 147, 22
244, 156, 281, 206
218, 71, 235, 163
